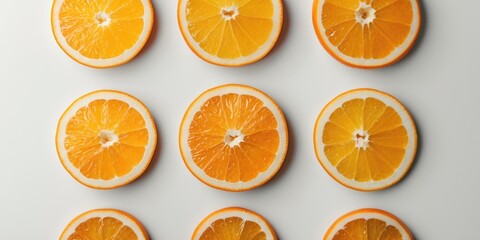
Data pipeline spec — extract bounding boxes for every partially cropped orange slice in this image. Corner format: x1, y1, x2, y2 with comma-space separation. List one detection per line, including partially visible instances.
60, 209, 149, 240
314, 89, 417, 191
51, 0, 154, 68
179, 84, 288, 191
192, 207, 277, 240
313, 0, 421, 68
56, 90, 157, 189
177, 0, 283, 66
324, 208, 413, 240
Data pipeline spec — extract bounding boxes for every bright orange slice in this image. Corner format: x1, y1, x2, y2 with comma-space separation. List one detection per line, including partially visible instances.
179, 84, 288, 191
312, 0, 421, 68
51, 0, 154, 68
192, 207, 277, 240
314, 89, 417, 191
60, 209, 149, 240
177, 0, 283, 66
324, 208, 413, 240
56, 90, 157, 189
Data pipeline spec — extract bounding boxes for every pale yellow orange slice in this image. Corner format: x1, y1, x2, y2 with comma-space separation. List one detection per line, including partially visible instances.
192, 207, 277, 240
56, 90, 157, 189
60, 209, 149, 240
179, 84, 288, 191
177, 0, 283, 66
313, 0, 421, 68
51, 0, 154, 68
324, 208, 413, 240
314, 88, 417, 191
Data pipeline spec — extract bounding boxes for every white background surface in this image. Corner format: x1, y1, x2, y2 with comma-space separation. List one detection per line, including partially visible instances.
1, 0, 479, 239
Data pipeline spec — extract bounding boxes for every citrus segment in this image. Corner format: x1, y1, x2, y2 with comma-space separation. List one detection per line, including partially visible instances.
324, 208, 413, 240
180, 84, 288, 191
51, 0, 154, 68
314, 89, 416, 191
60, 209, 149, 240
178, 0, 283, 66
56, 90, 157, 189
313, 0, 421, 68
193, 207, 277, 240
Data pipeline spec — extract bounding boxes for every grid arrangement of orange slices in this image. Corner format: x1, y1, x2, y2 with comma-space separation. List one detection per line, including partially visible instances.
53, 0, 423, 238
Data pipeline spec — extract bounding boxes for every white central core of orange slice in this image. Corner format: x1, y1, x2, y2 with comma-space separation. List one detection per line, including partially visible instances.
355, 3, 375, 26
95, 12, 111, 26
224, 129, 244, 147
99, 130, 118, 148
221, 6, 239, 21
353, 130, 369, 149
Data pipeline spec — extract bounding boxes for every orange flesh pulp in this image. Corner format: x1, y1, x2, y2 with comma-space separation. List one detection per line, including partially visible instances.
200, 217, 266, 240
186, 0, 274, 58
321, 0, 413, 59
58, 0, 145, 59
66, 217, 138, 240
65, 99, 148, 180
332, 218, 402, 240
323, 97, 407, 182
188, 93, 279, 182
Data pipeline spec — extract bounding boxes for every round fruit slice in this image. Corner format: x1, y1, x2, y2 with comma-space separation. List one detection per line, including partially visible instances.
56, 90, 157, 189
324, 208, 413, 240
51, 0, 154, 68
177, 0, 283, 66
60, 209, 149, 240
312, 0, 421, 68
193, 207, 277, 240
314, 88, 417, 191
179, 84, 288, 191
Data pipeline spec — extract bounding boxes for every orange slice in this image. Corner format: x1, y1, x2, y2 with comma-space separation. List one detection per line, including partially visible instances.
192, 207, 277, 240
177, 0, 283, 66
314, 88, 417, 191
51, 0, 154, 68
179, 84, 288, 191
324, 208, 413, 240
56, 90, 157, 189
312, 0, 421, 68
60, 209, 149, 240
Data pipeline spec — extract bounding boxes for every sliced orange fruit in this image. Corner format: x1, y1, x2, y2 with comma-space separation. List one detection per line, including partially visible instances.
51, 0, 154, 68
179, 84, 288, 191
312, 0, 421, 68
177, 0, 283, 66
324, 208, 413, 240
60, 209, 149, 240
193, 207, 277, 240
314, 88, 417, 191
56, 90, 157, 189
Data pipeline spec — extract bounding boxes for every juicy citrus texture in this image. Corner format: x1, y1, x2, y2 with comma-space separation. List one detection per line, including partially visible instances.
186, 0, 273, 58
65, 99, 149, 180
199, 217, 266, 240
180, 84, 288, 191
322, 0, 413, 59
56, 90, 157, 189
324, 209, 412, 240
314, 89, 416, 191
52, 0, 153, 67
188, 93, 279, 182
178, 0, 283, 66
313, 0, 421, 68
193, 207, 277, 240
60, 209, 149, 240
323, 97, 407, 182
66, 216, 138, 240
59, 0, 145, 59
332, 218, 402, 240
